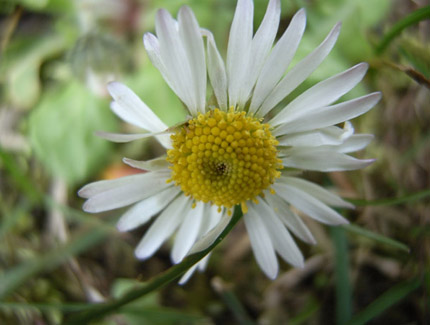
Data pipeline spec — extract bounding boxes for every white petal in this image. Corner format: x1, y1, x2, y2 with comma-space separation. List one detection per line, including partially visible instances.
143, 33, 180, 97
277, 126, 348, 147
281, 147, 375, 171
135, 195, 190, 259
178, 6, 206, 114
122, 156, 170, 172
82, 171, 171, 213
270, 62, 368, 127
264, 193, 316, 244
273, 183, 349, 225
250, 9, 306, 115
336, 134, 374, 153
107, 82, 167, 132
258, 22, 341, 116
178, 263, 199, 285
274, 92, 381, 135
171, 201, 205, 263
250, 200, 304, 267
155, 9, 197, 115
177, 205, 222, 283
244, 209, 278, 279
197, 253, 211, 271
227, 0, 253, 108
206, 32, 228, 110
177, 204, 220, 284
241, 0, 281, 105
116, 186, 180, 232
196, 204, 222, 243
94, 130, 168, 143
279, 176, 354, 208
78, 173, 150, 199
206, 205, 223, 233
188, 211, 231, 254
178, 254, 210, 285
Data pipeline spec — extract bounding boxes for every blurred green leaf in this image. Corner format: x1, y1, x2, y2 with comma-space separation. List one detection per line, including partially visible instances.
69, 32, 128, 80
347, 278, 421, 325
4, 35, 66, 109
16, 0, 48, 10
28, 81, 117, 185
343, 224, 409, 252
10, 0, 73, 11
306, 0, 390, 62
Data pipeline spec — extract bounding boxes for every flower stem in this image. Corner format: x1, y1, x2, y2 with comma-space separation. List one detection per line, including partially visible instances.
64, 205, 243, 324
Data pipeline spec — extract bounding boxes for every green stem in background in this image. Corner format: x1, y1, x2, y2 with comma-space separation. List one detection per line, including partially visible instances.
343, 224, 409, 253
346, 189, 430, 207
212, 277, 255, 325
331, 227, 352, 325
64, 206, 243, 324
376, 6, 430, 54
347, 278, 421, 325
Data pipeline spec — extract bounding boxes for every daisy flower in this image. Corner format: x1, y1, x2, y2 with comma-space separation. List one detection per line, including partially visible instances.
79, 0, 381, 281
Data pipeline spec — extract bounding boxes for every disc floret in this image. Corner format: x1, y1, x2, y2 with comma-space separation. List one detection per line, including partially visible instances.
167, 108, 282, 211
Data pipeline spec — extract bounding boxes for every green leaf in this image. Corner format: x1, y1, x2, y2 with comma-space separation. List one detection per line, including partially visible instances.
16, 0, 49, 10
4, 35, 66, 109
305, 0, 390, 62
28, 81, 117, 185
343, 224, 409, 253
347, 279, 421, 325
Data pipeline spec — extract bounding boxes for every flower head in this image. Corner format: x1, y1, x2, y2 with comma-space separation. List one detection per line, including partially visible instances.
79, 0, 380, 281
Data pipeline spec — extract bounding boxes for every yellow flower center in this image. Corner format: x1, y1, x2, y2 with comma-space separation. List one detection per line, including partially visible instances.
167, 108, 282, 212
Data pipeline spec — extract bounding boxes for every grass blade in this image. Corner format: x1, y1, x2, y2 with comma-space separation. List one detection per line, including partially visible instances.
346, 189, 430, 207
331, 226, 352, 325
343, 224, 409, 253
376, 6, 430, 53
347, 278, 421, 325
212, 277, 255, 325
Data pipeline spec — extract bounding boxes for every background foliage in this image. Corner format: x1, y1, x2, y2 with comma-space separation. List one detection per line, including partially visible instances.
0, 0, 429, 324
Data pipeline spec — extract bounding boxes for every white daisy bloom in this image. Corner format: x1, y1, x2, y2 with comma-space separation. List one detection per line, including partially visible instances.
79, 0, 381, 281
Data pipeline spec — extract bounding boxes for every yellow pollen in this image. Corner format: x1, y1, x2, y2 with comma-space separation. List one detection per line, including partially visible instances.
167, 108, 282, 210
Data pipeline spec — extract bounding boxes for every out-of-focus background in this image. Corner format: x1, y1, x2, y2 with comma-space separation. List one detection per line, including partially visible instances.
0, 0, 429, 324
